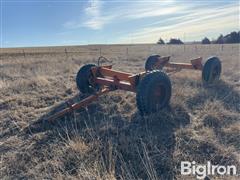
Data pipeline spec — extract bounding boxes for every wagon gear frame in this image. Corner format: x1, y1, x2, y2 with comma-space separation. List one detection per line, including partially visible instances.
46, 55, 221, 121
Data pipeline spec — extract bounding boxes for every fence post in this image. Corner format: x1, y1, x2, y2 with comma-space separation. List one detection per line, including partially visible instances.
22, 49, 26, 58
99, 47, 102, 56
65, 48, 68, 60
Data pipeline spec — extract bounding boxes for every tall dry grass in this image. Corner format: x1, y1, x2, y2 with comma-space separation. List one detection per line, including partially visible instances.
0, 44, 239, 179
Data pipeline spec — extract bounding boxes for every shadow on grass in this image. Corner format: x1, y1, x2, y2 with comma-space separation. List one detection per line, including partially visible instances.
185, 79, 240, 150
186, 80, 240, 112
20, 78, 239, 178
23, 93, 190, 179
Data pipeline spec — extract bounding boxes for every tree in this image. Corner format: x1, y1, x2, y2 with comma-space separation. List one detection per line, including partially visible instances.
168, 38, 184, 44
216, 34, 224, 44
226, 31, 240, 43
157, 38, 165, 44
201, 37, 211, 44
212, 31, 240, 44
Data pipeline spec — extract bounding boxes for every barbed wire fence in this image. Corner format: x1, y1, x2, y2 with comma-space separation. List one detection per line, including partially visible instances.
0, 44, 236, 61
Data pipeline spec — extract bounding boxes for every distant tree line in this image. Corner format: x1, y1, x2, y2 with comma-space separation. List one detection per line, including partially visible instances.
157, 31, 240, 45
157, 38, 184, 45
202, 31, 240, 44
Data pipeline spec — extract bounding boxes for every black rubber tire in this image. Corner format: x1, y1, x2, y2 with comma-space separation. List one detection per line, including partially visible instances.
76, 64, 99, 94
145, 55, 161, 71
136, 70, 172, 115
202, 57, 221, 85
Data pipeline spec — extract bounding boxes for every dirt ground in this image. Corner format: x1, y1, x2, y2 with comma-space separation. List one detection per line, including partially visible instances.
0, 44, 239, 179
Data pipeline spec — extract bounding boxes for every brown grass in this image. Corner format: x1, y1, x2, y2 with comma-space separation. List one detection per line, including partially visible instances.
0, 44, 239, 179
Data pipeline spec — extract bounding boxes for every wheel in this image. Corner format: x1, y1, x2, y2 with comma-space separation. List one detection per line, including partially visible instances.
76, 64, 100, 94
202, 57, 221, 85
136, 70, 172, 115
145, 55, 161, 71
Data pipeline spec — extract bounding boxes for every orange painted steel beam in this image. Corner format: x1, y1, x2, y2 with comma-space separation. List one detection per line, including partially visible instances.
164, 57, 203, 70
154, 56, 171, 68
47, 88, 111, 122
128, 72, 146, 87
95, 77, 135, 92
91, 67, 133, 82
101, 65, 112, 69
190, 57, 203, 70
165, 62, 195, 70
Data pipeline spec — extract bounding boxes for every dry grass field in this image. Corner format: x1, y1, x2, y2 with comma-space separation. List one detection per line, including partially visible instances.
0, 44, 239, 179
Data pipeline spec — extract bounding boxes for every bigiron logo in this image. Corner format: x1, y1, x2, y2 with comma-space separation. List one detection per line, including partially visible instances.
181, 161, 238, 179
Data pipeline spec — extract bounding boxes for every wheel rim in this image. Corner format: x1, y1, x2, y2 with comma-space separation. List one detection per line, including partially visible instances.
151, 83, 166, 111
211, 66, 219, 81
88, 72, 101, 92
88, 73, 94, 87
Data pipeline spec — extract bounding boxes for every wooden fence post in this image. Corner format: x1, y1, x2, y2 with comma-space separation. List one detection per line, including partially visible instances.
65, 48, 68, 59
22, 49, 26, 59
99, 47, 102, 56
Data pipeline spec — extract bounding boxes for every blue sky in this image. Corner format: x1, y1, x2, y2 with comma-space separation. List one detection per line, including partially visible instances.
1, 0, 239, 47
